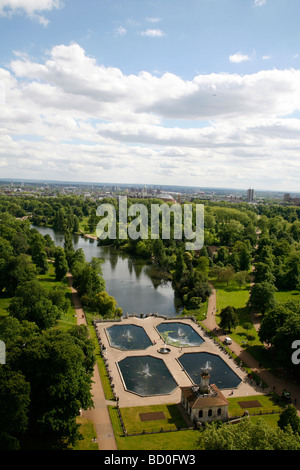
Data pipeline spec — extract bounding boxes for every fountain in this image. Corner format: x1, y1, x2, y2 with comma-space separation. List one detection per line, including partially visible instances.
158, 342, 171, 354
118, 356, 178, 396
201, 360, 212, 373
177, 327, 185, 337
122, 329, 132, 339
178, 352, 241, 389
106, 324, 152, 350
138, 363, 152, 377
156, 322, 204, 348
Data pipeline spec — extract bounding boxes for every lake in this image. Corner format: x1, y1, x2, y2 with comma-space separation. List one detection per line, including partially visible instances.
33, 226, 181, 316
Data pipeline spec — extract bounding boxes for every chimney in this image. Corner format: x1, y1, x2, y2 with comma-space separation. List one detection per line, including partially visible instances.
199, 370, 210, 394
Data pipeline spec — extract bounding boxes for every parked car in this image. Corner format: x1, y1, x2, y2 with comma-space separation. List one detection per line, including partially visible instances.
224, 337, 232, 345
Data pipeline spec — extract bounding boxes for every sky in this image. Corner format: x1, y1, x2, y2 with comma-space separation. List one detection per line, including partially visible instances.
1, 0, 300, 192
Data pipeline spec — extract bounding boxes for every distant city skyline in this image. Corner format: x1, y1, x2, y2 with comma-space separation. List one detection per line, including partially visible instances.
1, 0, 300, 191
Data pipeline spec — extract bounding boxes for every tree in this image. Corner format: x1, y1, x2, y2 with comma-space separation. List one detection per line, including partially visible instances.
87, 209, 98, 233
278, 405, 300, 434
54, 246, 68, 281
18, 328, 95, 448
173, 248, 185, 283
3, 254, 37, 296
0, 368, 31, 450
197, 256, 210, 277
30, 235, 49, 274
0, 236, 13, 261
92, 291, 117, 317
249, 281, 277, 314
53, 207, 66, 231
63, 230, 75, 266
152, 239, 167, 267
259, 301, 294, 345
219, 306, 238, 332
215, 246, 229, 265
115, 307, 123, 319
11, 231, 29, 256
234, 271, 250, 289
254, 262, 275, 284
218, 266, 235, 286
73, 258, 105, 305
198, 418, 300, 450
239, 246, 252, 271
8, 280, 62, 330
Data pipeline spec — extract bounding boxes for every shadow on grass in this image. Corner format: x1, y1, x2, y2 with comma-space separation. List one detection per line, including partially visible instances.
166, 404, 188, 429
244, 344, 274, 369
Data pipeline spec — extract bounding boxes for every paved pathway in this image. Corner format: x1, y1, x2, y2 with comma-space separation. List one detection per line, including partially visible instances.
202, 285, 300, 416
67, 273, 118, 450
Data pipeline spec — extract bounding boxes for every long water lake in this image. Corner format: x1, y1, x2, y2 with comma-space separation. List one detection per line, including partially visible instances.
34, 226, 181, 316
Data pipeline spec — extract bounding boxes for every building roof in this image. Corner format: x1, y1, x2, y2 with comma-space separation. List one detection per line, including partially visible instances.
181, 384, 229, 409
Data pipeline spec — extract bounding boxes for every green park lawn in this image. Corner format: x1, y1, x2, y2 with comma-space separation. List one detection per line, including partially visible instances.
213, 279, 260, 346
0, 295, 11, 319
120, 404, 189, 434
71, 417, 98, 450
227, 394, 283, 420
108, 394, 284, 450
78, 216, 97, 236
274, 289, 300, 303
108, 405, 200, 451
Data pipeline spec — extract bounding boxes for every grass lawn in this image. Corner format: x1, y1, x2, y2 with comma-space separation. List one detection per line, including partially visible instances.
0, 294, 12, 319
209, 279, 275, 369
71, 417, 98, 450
120, 404, 188, 434
213, 280, 261, 346
274, 289, 300, 304
183, 300, 208, 322
227, 394, 284, 420
108, 406, 200, 451
79, 216, 97, 236
214, 280, 250, 312
108, 395, 285, 450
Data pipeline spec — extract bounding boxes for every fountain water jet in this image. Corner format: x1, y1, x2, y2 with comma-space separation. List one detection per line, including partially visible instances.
138, 363, 152, 377
118, 356, 178, 396
158, 342, 171, 354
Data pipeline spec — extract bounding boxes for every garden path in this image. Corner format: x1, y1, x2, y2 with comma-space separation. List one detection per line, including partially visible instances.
67, 272, 118, 450
202, 284, 300, 416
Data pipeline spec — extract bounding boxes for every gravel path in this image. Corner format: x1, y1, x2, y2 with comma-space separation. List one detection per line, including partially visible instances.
67, 273, 118, 450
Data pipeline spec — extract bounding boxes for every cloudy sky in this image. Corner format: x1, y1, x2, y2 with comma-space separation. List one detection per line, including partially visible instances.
1, 0, 300, 191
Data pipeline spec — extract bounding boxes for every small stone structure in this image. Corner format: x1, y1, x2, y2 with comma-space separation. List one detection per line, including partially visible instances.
180, 370, 229, 424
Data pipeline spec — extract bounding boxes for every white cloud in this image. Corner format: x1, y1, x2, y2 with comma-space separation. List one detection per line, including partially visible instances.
116, 26, 127, 36
3, 43, 300, 190
140, 29, 165, 37
0, 0, 62, 25
146, 17, 162, 23
254, 0, 266, 6
229, 52, 251, 63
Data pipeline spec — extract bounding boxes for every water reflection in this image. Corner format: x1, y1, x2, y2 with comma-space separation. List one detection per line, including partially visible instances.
33, 226, 180, 316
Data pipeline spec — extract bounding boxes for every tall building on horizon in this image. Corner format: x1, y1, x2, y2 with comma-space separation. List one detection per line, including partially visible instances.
247, 188, 255, 202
